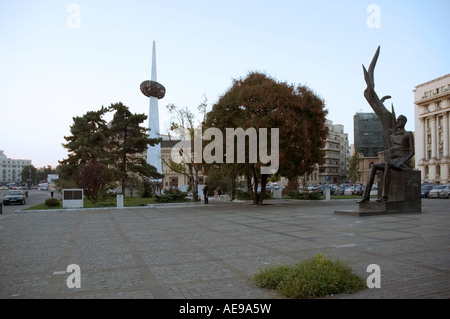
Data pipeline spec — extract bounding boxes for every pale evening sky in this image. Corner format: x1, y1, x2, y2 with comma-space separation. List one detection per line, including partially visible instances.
0, 0, 449, 168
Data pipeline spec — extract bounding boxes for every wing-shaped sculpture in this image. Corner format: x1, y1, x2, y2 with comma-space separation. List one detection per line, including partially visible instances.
362, 46, 396, 161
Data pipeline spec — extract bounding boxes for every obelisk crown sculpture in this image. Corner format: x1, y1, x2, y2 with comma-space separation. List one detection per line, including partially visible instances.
140, 41, 166, 179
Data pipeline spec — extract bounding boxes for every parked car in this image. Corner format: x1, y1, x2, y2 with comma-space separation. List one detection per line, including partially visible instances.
428, 185, 447, 199
344, 185, 364, 196
370, 185, 378, 197
437, 185, 450, 199
3, 190, 27, 205
344, 187, 354, 196
353, 185, 364, 195
317, 185, 335, 195
337, 183, 351, 195
421, 184, 435, 198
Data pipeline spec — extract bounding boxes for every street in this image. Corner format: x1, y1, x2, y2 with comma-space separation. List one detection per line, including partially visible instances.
0, 189, 56, 216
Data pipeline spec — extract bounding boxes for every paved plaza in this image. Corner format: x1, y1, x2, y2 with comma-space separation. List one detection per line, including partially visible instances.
0, 198, 449, 299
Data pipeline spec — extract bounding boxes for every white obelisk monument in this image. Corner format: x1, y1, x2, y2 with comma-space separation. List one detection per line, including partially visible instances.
146, 41, 162, 177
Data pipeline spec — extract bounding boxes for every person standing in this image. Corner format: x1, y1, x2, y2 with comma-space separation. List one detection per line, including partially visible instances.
203, 183, 209, 204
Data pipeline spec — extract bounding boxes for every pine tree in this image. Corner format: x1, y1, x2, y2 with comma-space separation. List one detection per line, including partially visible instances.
60, 107, 112, 201
108, 102, 162, 195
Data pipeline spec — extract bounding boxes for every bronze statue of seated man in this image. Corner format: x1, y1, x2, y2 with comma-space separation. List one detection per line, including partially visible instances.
358, 115, 414, 203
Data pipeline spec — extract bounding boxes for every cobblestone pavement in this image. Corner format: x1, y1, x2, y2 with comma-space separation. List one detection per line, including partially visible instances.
0, 199, 449, 299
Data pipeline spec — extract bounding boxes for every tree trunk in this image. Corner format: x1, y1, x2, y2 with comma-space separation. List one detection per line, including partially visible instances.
252, 170, 259, 205
257, 174, 268, 206
193, 167, 199, 201
231, 176, 236, 201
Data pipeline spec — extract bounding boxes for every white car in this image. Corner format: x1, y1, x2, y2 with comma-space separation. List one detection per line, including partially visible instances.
428, 185, 450, 199
370, 185, 378, 197
344, 187, 354, 196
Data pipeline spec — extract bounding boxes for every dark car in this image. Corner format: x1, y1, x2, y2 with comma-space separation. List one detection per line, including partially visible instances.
421, 184, 435, 198
3, 190, 26, 205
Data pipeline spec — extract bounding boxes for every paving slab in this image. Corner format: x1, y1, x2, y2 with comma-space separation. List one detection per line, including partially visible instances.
0, 199, 449, 299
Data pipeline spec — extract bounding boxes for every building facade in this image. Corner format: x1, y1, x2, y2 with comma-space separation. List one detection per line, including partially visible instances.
0, 150, 32, 185
159, 137, 206, 191
298, 119, 349, 186
414, 74, 450, 184
318, 119, 349, 184
353, 112, 384, 157
352, 112, 385, 185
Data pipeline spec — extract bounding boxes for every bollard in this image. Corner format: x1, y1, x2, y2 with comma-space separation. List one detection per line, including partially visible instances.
325, 187, 331, 201
117, 194, 124, 208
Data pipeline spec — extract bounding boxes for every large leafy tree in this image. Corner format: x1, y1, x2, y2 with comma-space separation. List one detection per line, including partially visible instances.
204, 72, 328, 205
108, 102, 162, 195
20, 165, 37, 185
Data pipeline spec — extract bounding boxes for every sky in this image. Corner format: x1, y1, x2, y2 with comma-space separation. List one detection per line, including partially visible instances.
0, 0, 449, 169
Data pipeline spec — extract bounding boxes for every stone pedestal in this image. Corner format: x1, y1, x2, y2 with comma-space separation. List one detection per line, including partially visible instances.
335, 170, 421, 217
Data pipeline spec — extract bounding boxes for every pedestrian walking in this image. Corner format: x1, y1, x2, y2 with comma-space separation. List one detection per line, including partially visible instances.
203, 183, 209, 204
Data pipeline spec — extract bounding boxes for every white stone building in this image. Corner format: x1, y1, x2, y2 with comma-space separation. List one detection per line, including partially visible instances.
299, 119, 349, 186
318, 119, 349, 184
414, 74, 450, 184
0, 150, 32, 184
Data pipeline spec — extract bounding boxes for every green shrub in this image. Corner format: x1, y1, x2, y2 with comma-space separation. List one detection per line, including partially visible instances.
253, 254, 366, 299
285, 190, 322, 200
235, 189, 253, 200
155, 189, 187, 203
45, 198, 60, 207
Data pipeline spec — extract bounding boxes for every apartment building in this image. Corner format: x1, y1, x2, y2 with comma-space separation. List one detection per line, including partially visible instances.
0, 150, 32, 184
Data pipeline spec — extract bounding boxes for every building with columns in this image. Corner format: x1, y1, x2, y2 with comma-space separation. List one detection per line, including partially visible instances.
414, 74, 450, 184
